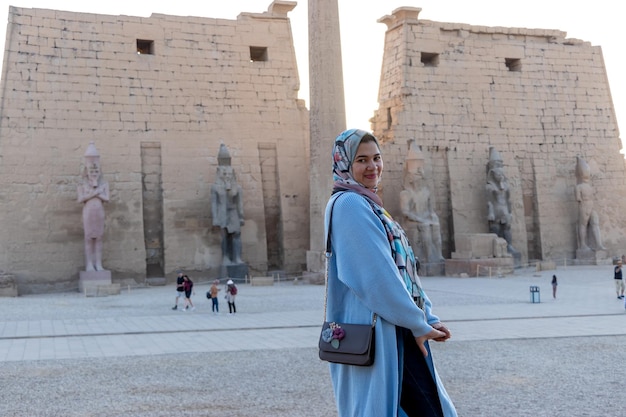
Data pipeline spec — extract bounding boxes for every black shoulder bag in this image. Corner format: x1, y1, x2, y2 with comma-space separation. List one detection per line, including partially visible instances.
318, 193, 377, 366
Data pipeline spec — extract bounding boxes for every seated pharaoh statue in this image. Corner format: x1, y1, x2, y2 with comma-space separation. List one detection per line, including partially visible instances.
399, 145, 444, 270
485, 147, 519, 258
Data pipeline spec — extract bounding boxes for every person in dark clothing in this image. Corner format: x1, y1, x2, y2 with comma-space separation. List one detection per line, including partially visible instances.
172, 271, 185, 310
183, 275, 195, 311
614, 261, 624, 299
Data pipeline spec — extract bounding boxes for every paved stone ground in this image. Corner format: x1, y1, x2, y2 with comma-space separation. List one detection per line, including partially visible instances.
0, 265, 624, 416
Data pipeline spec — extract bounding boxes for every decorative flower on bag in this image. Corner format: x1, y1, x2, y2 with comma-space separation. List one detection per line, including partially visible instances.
323, 322, 346, 348
321, 328, 334, 343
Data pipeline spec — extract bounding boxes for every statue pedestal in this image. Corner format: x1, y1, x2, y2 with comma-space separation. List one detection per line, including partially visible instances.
79, 270, 112, 293
445, 257, 514, 277
220, 263, 248, 280
510, 250, 522, 268
419, 261, 445, 277
574, 249, 611, 265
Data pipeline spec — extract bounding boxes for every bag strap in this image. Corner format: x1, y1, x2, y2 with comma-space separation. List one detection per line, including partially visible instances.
323, 192, 377, 327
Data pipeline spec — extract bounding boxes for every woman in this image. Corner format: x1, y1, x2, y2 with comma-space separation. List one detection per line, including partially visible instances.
210, 279, 221, 314
324, 129, 457, 417
182, 275, 195, 311
225, 279, 237, 314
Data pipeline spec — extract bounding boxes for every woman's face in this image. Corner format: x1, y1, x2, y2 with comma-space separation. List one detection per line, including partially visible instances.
351, 140, 383, 190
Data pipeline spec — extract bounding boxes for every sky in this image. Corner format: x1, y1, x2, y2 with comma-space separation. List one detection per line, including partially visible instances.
0, 0, 624, 150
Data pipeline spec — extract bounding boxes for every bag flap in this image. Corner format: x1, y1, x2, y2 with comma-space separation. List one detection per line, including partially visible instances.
319, 322, 373, 355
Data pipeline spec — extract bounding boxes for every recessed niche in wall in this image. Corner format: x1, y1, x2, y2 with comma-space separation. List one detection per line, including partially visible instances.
505, 58, 522, 72
421, 52, 439, 67
250, 46, 268, 62
137, 39, 154, 55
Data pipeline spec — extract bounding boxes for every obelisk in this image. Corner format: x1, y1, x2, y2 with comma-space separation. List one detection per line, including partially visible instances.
306, 0, 346, 275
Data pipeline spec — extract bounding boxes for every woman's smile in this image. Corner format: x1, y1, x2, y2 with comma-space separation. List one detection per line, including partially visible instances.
351, 141, 383, 190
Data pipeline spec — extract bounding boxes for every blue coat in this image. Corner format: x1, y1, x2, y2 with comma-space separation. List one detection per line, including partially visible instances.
324, 192, 457, 417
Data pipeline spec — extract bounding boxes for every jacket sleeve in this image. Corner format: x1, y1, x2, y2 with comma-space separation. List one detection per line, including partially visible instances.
329, 192, 434, 338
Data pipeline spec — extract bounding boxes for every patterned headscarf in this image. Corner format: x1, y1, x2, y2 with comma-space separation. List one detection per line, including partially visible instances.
331, 129, 425, 308
332, 128, 383, 206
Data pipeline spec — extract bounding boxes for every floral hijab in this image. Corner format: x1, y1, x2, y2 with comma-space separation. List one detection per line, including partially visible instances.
331, 129, 425, 308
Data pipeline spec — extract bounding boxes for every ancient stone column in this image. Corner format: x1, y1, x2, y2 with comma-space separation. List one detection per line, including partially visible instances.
307, 0, 346, 275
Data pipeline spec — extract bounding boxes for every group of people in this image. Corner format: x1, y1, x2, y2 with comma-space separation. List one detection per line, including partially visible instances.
172, 271, 195, 311
172, 271, 239, 314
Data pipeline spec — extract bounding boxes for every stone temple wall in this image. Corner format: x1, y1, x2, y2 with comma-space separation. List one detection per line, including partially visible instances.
372, 8, 626, 265
0, 3, 309, 293
3, 3, 625, 292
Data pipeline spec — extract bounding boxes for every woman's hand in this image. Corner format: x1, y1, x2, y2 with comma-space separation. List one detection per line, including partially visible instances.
414, 328, 446, 357
431, 322, 451, 342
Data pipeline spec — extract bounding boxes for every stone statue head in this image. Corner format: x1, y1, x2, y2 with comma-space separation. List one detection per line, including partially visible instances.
486, 147, 507, 187
216, 165, 236, 190
83, 142, 102, 187
218, 143, 231, 166
486, 147, 504, 172
403, 140, 426, 186
214, 144, 238, 190
576, 156, 590, 183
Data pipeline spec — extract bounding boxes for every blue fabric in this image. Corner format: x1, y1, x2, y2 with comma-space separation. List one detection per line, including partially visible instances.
325, 192, 457, 417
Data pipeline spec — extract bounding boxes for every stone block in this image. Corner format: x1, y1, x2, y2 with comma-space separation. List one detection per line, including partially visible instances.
250, 276, 274, 286
419, 261, 445, 277
79, 270, 112, 293
84, 283, 121, 297
445, 257, 514, 277
453, 233, 500, 258
574, 249, 612, 266
536, 261, 557, 271
146, 277, 167, 286
302, 271, 324, 285
220, 264, 249, 280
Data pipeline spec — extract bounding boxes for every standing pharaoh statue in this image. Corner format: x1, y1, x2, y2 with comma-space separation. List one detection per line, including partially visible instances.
399, 144, 444, 273
77, 142, 110, 272
575, 156, 605, 252
485, 147, 519, 257
211, 144, 245, 267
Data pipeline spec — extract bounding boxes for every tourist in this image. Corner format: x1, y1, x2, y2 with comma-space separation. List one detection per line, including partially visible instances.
225, 279, 238, 314
182, 275, 195, 311
172, 270, 185, 310
614, 261, 624, 299
209, 279, 221, 314
551, 275, 558, 299
323, 129, 457, 417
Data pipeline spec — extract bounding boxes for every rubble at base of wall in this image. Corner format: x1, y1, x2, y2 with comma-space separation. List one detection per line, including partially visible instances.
0, 272, 18, 297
